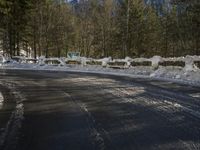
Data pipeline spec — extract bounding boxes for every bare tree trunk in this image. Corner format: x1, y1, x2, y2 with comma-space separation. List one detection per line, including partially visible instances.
125, 0, 130, 58
45, 35, 49, 58
33, 35, 37, 59
9, 26, 13, 57
16, 32, 20, 56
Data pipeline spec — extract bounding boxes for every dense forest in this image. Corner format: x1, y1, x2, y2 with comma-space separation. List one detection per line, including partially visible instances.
0, 0, 199, 59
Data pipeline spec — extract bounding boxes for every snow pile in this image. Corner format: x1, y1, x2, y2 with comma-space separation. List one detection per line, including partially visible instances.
150, 66, 183, 78
150, 66, 200, 84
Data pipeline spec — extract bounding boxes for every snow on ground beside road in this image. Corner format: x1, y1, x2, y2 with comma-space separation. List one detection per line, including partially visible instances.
0, 82, 25, 149
0, 60, 200, 87
0, 92, 4, 110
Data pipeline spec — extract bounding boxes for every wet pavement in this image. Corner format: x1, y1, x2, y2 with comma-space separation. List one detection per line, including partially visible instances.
0, 69, 200, 150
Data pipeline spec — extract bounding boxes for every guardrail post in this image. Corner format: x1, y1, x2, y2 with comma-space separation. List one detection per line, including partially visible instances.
184, 55, 195, 71
81, 57, 87, 66
38, 56, 46, 66
102, 57, 112, 67
58, 58, 66, 66
150, 56, 163, 70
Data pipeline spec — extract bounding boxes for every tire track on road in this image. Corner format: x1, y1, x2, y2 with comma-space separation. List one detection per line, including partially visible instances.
63, 92, 106, 150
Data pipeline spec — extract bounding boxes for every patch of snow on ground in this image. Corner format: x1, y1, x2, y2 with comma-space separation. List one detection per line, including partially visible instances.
0, 92, 4, 109
0, 82, 25, 149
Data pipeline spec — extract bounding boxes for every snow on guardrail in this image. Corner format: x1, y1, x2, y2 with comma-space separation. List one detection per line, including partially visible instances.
38, 56, 66, 66
162, 55, 200, 71
1, 54, 200, 86
1, 55, 200, 71
12, 56, 37, 64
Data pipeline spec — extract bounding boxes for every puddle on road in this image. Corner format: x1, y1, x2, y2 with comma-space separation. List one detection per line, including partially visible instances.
0, 92, 4, 109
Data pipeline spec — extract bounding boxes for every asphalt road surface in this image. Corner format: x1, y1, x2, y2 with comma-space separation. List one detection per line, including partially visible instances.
0, 69, 200, 150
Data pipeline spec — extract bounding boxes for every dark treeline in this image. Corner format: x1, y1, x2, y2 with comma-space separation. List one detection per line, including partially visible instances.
0, 0, 199, 58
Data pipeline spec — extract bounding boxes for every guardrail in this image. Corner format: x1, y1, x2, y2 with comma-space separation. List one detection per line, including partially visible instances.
38, 57, 66, 66
12, 56, 37, 64
1, 55, 200, 71
81, 55, 200, 71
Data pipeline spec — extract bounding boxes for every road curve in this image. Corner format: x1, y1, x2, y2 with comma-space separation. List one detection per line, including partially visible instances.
0, 69, 200, 150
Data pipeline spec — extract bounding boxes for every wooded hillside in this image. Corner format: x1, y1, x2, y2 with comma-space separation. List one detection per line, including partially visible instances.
0, 0, 199, 58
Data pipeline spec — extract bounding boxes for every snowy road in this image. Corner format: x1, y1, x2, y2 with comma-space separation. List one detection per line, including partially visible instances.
0, 69, 200, 150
